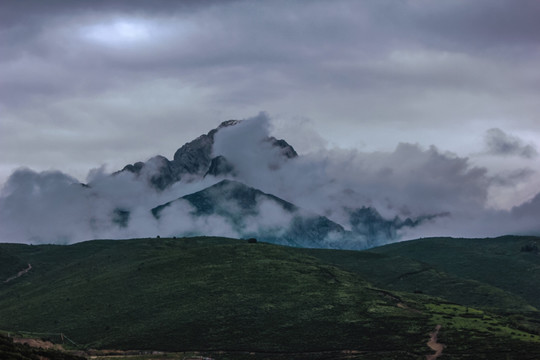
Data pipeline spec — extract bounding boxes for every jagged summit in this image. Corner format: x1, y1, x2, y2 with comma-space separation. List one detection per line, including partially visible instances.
120, 120, 297, 190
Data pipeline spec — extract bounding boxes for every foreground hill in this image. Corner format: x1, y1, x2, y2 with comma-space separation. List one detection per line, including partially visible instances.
302, 236, 540, 312
367, 236, 540, 309
1, 236, 540, 359
0, 332, 84, 360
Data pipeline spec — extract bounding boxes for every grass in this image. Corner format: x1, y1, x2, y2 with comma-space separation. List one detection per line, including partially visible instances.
302, 246, 536, 312
0, 332, 84, 360
0, 247, 27, 280
0, 238, 429, 354
367, 236, 540, 309
1, 236, 540, 359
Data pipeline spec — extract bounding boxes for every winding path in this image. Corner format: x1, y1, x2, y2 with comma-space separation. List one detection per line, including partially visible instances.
4, 263, 32, 283
426, 324, 444, 360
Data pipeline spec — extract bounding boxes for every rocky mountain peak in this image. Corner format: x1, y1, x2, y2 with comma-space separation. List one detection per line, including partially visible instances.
121, 119, 298, 190
218, 119, 242, 128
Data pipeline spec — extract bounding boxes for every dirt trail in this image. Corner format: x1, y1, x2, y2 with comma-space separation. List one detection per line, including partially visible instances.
13, 337, 64, 351
426, 324, 444, 360
4, 263, 32, 283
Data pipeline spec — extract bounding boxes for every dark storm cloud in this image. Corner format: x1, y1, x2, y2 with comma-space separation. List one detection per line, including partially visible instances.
408, 0, 540, 51
485, 128, 538, 158
1, 0, 539, 212
510, 192, 540, 236
0, 0, 231, 22
2, 0, 539, 110
512, 192, 540, 219
490, 168, 536, 187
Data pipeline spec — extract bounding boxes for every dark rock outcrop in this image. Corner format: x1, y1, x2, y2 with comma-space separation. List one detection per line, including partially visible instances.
205, 155, 236, 177
120, 120, 297, 190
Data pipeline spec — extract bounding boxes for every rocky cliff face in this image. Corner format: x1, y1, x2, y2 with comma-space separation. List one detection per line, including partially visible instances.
121, 120, 297, 190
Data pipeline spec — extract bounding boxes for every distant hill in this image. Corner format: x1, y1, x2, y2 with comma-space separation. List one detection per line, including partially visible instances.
1, 236, 540, 359
152, 179, 354, 248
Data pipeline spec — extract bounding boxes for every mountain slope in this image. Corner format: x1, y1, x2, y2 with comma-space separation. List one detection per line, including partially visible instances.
302, 245, 538, 312
0, 238, 429, 355
367, 236, 540, 309
0, 247, 27, 280
1, 237, 540, 359
152, 180, 355, 248
0, 333, 84, 360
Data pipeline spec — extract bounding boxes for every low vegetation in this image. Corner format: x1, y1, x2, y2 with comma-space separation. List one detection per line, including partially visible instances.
0, 332, 84, 360
1, 236, 539, 359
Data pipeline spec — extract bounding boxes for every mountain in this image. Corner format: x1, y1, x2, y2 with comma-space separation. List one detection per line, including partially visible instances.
115, 119, 441, 248
1, 236, 540, 359
152, 179, 353, 248
148, 178, 438, 249
120, 120, 298, 190
0, 118, 446, 247
105, 176, 431, 249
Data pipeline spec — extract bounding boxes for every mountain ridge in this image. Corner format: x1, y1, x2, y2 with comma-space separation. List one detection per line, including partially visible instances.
120, 120, 298, 190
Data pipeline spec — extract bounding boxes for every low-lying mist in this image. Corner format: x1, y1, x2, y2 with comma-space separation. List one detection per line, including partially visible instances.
1, 114, 539, 248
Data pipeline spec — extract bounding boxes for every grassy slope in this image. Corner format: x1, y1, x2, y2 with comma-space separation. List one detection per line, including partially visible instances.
367, 236, 540, 310
0, 236, 539, 359
0, 238, 430, 355
0, 332, 84, 360
301, 247, 536, 312
0, 247, 27, 280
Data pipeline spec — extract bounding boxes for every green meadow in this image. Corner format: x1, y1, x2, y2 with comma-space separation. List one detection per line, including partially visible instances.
1, 236, 539, 359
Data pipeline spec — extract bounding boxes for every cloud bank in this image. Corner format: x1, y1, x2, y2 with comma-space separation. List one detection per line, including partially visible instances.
1, 115, 538, 247
485, 128, 538, 159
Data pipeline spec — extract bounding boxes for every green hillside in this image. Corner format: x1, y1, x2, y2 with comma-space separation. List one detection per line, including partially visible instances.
0, 247, 27, 280
0, 332, 84, 360
1, 237, 540, 359
367, 236, 540, 309
301, 246, 536, 312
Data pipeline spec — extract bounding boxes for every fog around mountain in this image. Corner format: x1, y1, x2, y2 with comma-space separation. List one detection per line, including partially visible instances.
0, 114, 539, 247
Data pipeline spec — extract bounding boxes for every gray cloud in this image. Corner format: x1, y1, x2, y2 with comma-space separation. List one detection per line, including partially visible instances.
490, 168, 536, 187
512, 192, 540, 220
1, 0, 539, 222
409, 0, 540, 52
3, 0, 540, 105
213, 116, 491, 230
485, 128, 538, 158
1, 116, 539, 246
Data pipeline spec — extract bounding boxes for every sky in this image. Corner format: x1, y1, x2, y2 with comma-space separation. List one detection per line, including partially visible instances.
1, 0, 539, 235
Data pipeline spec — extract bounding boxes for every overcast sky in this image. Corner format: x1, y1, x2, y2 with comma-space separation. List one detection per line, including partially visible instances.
1, 0, 539, 209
